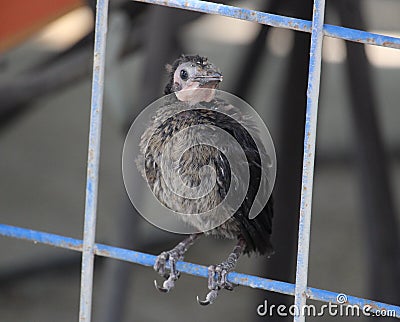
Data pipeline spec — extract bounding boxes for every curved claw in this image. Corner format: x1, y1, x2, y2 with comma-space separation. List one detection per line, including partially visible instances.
196, 295, 211, 306
154, 279, 169, 293
196, 289, 219, 306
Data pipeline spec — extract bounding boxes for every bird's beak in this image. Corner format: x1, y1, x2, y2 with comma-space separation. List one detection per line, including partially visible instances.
193, 72, 223, 85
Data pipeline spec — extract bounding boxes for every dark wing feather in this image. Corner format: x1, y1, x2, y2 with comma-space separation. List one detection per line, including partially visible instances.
208, 103, 274, 255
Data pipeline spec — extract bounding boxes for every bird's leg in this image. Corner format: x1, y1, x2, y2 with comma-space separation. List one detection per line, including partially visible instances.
154, 233, 202, 293
197, 237, 246, 305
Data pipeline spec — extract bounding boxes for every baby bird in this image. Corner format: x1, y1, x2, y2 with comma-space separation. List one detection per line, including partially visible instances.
137, 54, 274, 305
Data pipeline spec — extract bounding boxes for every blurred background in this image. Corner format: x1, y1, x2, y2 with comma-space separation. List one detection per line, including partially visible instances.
0, 0, 399, 321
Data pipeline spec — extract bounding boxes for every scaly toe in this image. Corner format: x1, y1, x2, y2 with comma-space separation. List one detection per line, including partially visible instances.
154, 252, 169, 276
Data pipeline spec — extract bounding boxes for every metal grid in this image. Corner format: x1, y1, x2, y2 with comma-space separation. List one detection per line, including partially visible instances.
1, 0, 400, 321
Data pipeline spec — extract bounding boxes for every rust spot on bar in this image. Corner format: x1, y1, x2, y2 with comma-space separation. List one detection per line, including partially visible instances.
288, 21, 300, 29
88, 149, 94, 162
97, 248, 111, 257
237, 276, 250, 284
366, 302, 384, 311
361, 37, 376, 45
62, 241, 83, 251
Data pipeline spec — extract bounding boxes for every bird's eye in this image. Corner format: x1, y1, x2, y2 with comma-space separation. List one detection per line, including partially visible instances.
180, 69, 188, 80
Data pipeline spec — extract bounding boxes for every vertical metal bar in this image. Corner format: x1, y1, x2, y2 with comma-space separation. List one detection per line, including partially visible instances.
79, 0, 109, 321
293, 0, 326, 321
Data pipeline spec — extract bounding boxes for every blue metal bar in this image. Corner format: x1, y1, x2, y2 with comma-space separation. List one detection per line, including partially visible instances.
132, 0, 400, 49
79, 0, 109, 320
294, 0, 326, 321
0, 224, 399, 318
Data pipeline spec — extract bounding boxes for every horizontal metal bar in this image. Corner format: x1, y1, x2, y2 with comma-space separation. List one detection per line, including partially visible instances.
1, 224, 399, 318
132, 0, 400, 49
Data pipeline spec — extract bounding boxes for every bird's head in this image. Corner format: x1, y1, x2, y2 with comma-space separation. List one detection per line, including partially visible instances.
164, 54, 223, 103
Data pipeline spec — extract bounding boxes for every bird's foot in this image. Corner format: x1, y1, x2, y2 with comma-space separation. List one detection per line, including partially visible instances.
197, 238, 245, 306
153, 250, 182, 293
196, 262, 237, 306
153, 234, 201, 293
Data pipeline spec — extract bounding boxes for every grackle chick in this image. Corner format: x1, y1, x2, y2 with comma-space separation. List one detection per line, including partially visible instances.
137, 54, 274, 305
